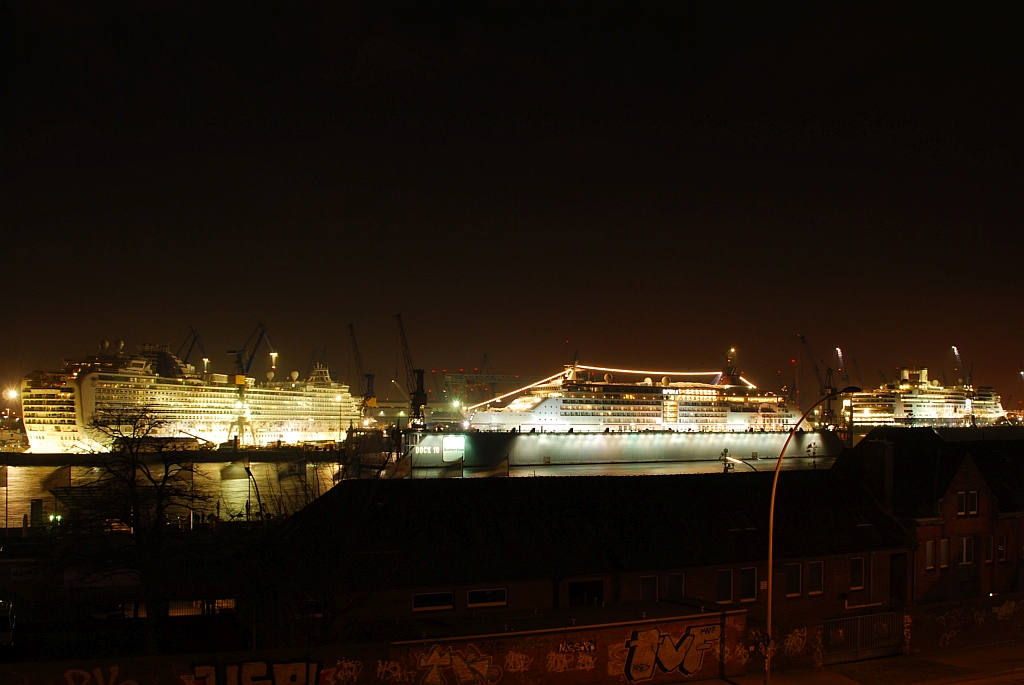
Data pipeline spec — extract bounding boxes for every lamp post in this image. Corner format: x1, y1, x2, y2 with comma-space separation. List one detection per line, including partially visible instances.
726, 455, 759, 472
764, 385, 860, 685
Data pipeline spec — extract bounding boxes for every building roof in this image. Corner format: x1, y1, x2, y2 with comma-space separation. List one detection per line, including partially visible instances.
836, 428, 1024, 519
264, 470, 914, 592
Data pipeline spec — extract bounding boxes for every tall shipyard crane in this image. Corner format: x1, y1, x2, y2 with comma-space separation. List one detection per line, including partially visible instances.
176, 327, 207, 367
395, 314, 427, 429
228, 322, 276, 376
348, 324, 376, 413
952, 345, 974, 390
797, 334, 840, 431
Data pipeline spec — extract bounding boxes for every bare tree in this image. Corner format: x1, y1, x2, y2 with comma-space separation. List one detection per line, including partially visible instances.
57, 406, 209, 653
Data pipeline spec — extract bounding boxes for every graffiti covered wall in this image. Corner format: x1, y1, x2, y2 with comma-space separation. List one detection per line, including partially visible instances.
0, 613, 746, 685
907, 591, 1024, 653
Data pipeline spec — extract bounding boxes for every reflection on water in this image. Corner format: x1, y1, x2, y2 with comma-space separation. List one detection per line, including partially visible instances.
0, 461, 342, 531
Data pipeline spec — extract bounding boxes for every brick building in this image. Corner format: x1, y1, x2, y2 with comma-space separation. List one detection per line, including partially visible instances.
256, 470, 914, 654
835, 429, 1024, 605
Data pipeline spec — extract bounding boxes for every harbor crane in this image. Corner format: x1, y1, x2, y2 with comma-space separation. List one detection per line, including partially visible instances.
395, 314, 427, 429
952, 345, 974, 390
798, 334, 840, 432
229, 322, 276, 376
176, 327, 207, 367
835, 348, 853, 393
348, 324, 376, 411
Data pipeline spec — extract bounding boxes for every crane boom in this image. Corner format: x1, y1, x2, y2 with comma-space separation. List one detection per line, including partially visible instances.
228, 322, 275, 375
797, 334, 827, 396
395, 314, 427, 428
175, 327, 206, 365
836, 347, 852, 391
348, 324, 367, 397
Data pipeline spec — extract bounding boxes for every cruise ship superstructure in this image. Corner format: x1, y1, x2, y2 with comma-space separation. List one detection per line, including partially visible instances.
467, 360, 796, 433
851, 366, 1006, 428
20, 341, 361, 453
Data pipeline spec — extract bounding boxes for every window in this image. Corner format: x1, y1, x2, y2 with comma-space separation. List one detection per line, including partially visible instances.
957, 491, 966, 516
808, 561, 824, 594
968, 491, 978, 515
740, 567, 757, 602
940, 539, 949, 568
959, 537, 974, 565
716, 569, 733, 603
785, 563, 802, 597
850, 558, 865, 590
640, 576, 658, 602
568, 581, 603, 606
925, 540, 935, 570
467, 589, 507, 608
666, 573, 684, 600
985, 536, 994, 563
413, 592, 454, 612
998, 534, 1007, 562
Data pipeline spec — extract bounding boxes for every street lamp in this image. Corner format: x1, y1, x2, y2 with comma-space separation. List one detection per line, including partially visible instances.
764, 385, 860, 685
725, 455, 759, 472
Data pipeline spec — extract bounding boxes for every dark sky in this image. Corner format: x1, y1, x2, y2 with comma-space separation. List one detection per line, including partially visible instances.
2, 2, 1022, 406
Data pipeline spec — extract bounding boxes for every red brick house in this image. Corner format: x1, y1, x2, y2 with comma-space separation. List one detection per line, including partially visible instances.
837, 429, 1024, 605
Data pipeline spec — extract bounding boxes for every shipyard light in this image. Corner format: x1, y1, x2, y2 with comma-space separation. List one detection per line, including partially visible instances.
2, 389, 15, 400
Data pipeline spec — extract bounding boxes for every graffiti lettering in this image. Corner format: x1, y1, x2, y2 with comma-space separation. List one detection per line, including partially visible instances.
376, 661, 413, 682
992, 600, 1017, 621
320, 660, 361, 685
623, 624, 721, 682
558, 639, 596, 653
782, 628, 807, 656
179, 664, 319, 685
574, 654, 596, 671
64, 668, 139, 685
545, 653, 574, 673
502, 652, 532, 673
416, 645, 500, 685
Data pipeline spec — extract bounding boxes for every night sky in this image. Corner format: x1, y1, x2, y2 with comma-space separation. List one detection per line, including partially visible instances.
3, 2, 1022, 406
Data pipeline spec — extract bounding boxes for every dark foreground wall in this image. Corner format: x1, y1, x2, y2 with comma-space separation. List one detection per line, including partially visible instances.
906, 592, 1024, 653
1, 612, 746, 685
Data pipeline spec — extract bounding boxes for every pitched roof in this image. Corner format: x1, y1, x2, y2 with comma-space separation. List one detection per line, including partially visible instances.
264, 470, 913, 591
836, 428, 1024, 518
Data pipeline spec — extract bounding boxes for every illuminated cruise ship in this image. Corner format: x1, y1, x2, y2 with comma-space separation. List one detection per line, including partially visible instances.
20, 341, 361, 453
466, 360, 795, 433
851, 367, 1006, 428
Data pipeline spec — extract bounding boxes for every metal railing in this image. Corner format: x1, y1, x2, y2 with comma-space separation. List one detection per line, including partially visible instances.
822, 611, 902, 664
